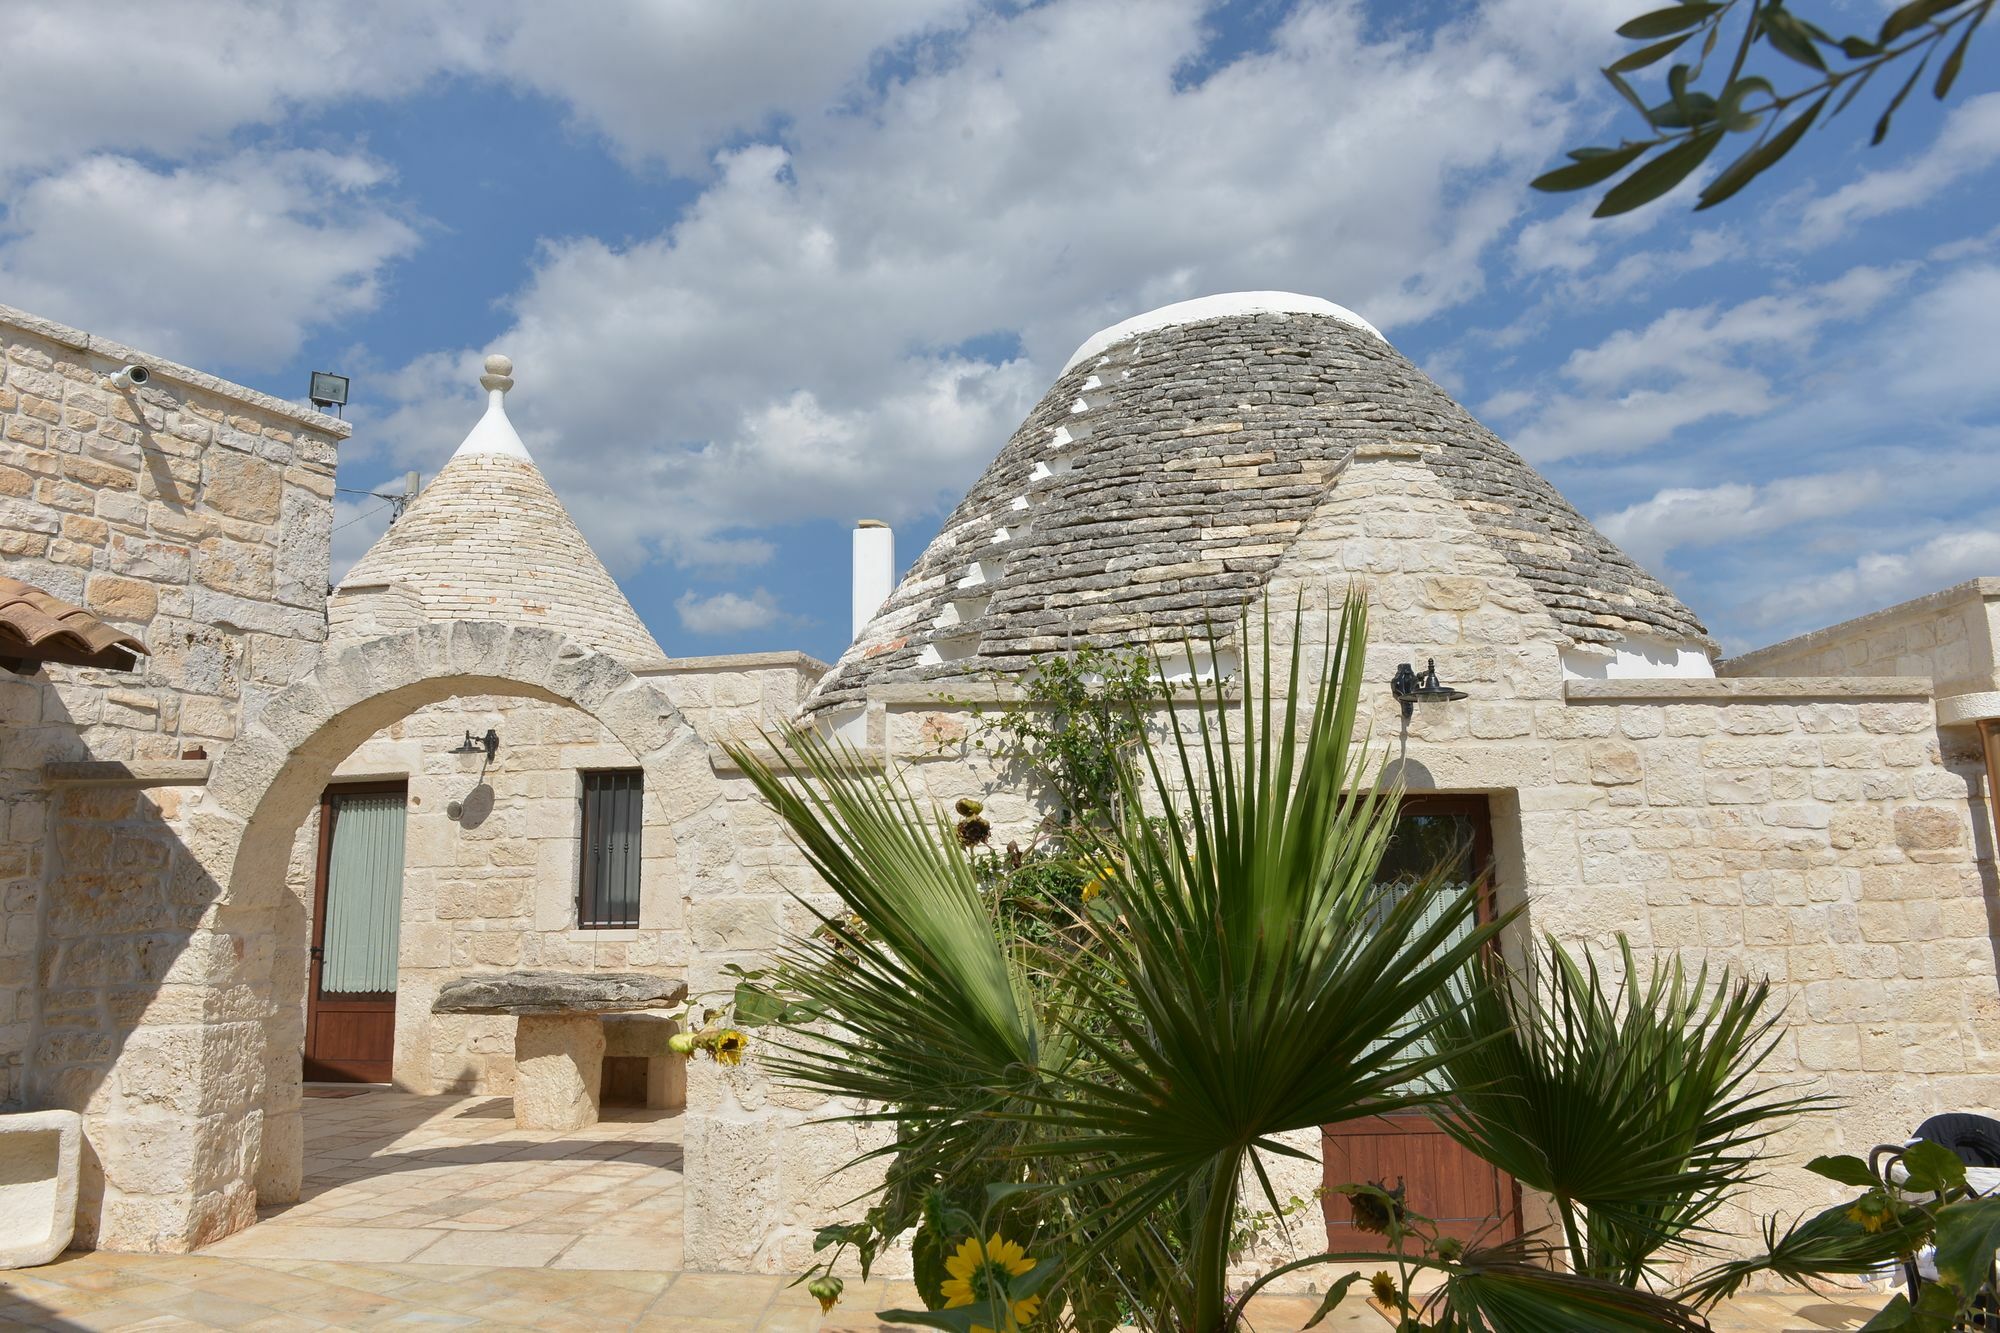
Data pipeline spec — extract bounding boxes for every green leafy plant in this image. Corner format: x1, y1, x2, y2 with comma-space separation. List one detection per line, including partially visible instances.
1537, 0, 1992, 215
963, 642, 1157, 828
1422, 936, 1826, 1292
1686, 1141, 2000, 1329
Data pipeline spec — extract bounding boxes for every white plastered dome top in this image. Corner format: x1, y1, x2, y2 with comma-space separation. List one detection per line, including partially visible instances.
1062, 291, 1386, 373
451, 354, 533, 461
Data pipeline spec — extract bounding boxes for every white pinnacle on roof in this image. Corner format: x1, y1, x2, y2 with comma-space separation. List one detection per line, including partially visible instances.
328, 353, 665, 663
452, 354, 533, 460
1062, 291, 1385, 373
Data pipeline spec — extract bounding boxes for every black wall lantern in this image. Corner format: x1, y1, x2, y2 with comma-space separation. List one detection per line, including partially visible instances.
1390, 658, 1468, 723
450, 728, 500, 761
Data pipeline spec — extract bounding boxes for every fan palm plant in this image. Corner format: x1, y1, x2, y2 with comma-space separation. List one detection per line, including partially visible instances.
727, 597, 1712, 1330
1421, 935, 1826, 1292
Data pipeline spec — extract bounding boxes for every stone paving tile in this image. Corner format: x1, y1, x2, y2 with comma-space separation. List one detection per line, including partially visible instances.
201, 1088, 685, 1272
0, 1251, 1900, 1331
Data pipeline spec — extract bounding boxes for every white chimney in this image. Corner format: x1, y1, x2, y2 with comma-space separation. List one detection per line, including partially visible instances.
852, 520, 894, 639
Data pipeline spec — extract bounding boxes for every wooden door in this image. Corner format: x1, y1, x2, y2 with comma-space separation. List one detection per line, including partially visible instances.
303, 782, 407, 1083
1322, 795, 1522, 1250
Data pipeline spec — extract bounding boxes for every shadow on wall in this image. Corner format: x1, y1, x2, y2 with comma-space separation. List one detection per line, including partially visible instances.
19, 674, 271, 1252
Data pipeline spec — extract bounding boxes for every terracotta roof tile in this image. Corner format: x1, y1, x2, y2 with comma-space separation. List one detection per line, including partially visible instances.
0, 576, 147, 671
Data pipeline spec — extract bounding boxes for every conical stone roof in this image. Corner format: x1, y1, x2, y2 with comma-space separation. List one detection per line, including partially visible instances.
329, 355, 664, 663
804, 293, 1710, 718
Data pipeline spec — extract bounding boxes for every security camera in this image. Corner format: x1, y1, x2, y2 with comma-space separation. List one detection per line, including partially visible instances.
108, 365, 150, 389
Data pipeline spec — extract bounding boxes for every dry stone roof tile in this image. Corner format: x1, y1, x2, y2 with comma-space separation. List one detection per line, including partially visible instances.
804, 307, 1709, 718
331, 355, 661, 663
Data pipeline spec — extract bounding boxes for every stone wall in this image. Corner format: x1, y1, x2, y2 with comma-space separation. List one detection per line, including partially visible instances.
1724, 577, 2000, 694
643, 653, 828, 751
0, 303, 346, 1244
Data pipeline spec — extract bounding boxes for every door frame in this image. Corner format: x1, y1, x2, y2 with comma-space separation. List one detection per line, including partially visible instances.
1322, 791, 1524, 1248
303, 778, 408, 1083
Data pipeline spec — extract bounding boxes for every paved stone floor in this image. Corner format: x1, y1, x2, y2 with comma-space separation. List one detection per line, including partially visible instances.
0, 1087, 1890, 1329
201, 1088, 683, 1271
0, 1251, 1896, 1331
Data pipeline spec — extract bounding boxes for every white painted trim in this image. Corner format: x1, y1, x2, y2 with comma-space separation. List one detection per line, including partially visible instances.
1062, 292, 1385, 372
1561, 634, 1715, 682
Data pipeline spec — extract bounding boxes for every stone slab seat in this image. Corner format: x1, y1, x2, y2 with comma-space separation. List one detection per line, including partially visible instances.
431, 972, 688, 1130
0, 1110, 82, 1269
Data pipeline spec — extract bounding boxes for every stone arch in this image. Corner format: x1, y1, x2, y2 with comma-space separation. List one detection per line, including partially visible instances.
182, 621, 732, 1242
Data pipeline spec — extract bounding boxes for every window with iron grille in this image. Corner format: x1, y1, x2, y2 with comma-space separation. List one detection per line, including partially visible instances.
578, 769, 642, 928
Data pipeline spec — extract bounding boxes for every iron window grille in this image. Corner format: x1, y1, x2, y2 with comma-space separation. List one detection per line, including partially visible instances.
578, 769, 643, 929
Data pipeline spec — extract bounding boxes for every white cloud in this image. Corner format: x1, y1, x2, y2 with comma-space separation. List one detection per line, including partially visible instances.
0, 149, 418, 370
1745, 526, 2000, 629
675, 587, 790, 635
364, 0, 1628, 571
1597, 470, 1882, 574
329, 495, 397, 585
488, 1, 973, 172
1492, 263, 1909, 460
1570, 255, 2000, 649
0, 2, 487, 179
1796, 93, 2000, 246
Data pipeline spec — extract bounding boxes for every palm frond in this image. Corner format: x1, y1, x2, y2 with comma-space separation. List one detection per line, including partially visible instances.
1423, 932, 1826, 1284
1015, 599, 1512, 1327
724, 726, 1046, 1123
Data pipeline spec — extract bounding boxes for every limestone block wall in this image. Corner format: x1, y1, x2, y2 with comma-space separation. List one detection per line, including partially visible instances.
271, 653, 832, 1103
644, 652, 829, 751
1723, 577, 2000, 694
0, 304, 344, 1248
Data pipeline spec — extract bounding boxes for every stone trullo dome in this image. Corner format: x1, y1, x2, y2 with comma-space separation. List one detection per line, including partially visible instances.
804, 292, 1711, 719
328, 355, 664, 663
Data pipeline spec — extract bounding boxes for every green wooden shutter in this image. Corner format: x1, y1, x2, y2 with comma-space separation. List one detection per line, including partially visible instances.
321, 790, 407, 993
579, 770, 643, 928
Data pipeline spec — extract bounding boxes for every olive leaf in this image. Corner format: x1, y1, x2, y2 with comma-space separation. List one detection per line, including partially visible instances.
1697, 93, 1825, 209
1594, 128, 1725, 216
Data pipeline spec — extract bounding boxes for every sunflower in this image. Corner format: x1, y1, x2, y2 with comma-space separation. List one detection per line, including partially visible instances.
711, 1029, 748, 1065
941, 1232, 1040, 1331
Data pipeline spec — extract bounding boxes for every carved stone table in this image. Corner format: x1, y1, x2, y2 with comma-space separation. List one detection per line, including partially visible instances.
431, 971, 688, 1131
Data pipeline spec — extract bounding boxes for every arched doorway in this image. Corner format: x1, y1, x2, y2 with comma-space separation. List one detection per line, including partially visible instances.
177, 622, 735, 1249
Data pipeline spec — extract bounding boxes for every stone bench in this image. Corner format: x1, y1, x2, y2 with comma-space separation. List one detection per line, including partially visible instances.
0, 1110, 81, 1269
601, 1013, 686, 1111
432, 971, 688, 1131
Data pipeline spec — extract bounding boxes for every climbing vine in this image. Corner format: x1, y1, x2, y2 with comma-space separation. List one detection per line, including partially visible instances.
967, 642, 1157, 829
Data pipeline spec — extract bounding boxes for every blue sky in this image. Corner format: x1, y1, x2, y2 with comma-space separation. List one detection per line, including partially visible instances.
4, 0, 1996, 664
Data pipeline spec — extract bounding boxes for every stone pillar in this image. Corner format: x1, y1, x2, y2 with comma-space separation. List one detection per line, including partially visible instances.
513, 1015, 603, 1131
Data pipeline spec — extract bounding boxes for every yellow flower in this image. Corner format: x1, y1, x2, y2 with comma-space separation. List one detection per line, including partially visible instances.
1369, 1270, 1399, 1307
1080, 877, 1103, 902
712, 1029, 748, 1066
1847, 1193, 1896, 1233
941, 1232, 1040, 1331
